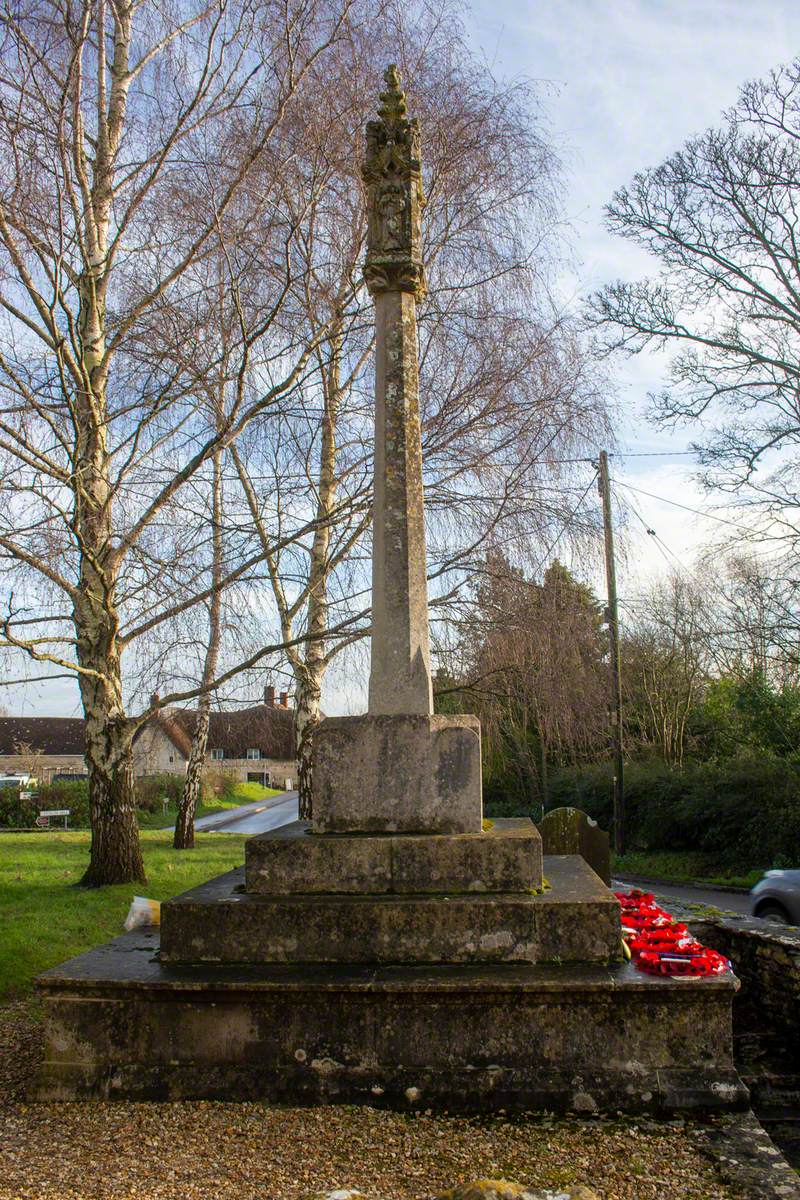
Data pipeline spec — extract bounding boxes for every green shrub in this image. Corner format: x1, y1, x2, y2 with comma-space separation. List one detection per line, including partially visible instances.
201, 768, 239, 801
133, 769, 239, 815
0, 786, 30, 827
0, 779, 91, 828
486, 756, 800, 869
134, 773, 184, 812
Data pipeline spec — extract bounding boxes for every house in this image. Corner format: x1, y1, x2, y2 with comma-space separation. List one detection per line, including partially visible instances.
0, 687, 298, 789
132, 687, 297, 788
0, 717, 88, 784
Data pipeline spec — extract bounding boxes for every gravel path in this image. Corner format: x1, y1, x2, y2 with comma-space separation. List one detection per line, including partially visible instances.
0, 1001, 744, 1200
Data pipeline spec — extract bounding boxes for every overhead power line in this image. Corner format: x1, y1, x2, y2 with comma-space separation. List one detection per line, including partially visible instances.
612, 478, 755, 535
532, 470, 600, 571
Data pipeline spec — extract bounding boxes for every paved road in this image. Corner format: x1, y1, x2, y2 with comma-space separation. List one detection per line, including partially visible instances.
612, 875, 752, 916
195, 791, 299, 835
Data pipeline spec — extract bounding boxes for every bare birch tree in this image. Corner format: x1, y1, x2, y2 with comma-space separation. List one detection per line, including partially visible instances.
0, 0, 355, 883
172, 446, 223, 849
590, 58, 800, 546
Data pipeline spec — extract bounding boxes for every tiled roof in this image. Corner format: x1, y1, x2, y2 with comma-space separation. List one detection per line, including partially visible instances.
0, 717, 86, 756
153, 704, 295, 761
0, 705, 296, 762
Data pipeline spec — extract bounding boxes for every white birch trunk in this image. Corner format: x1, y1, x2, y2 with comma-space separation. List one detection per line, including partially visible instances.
175, 445, 224, 848
296, 340, 341, 818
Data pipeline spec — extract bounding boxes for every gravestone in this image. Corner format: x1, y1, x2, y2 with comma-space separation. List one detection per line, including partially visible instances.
32, 66, 744, 1117
539, 807, 611, 885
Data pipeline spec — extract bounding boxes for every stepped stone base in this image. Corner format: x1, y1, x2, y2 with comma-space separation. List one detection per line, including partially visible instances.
32, 934, 747, 1111
245, 817, 543, 894
312, 713, 482, 834
159, 856, 618, 966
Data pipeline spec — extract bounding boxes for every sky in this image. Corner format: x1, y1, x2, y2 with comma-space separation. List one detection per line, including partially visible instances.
462, 0, 800, 600
5, 0, 800, 717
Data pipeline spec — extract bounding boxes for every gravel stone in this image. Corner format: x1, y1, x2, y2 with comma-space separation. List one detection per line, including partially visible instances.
0, 1002, 745, 1200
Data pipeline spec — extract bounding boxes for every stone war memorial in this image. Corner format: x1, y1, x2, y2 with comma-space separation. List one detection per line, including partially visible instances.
33, 67, 747, 1115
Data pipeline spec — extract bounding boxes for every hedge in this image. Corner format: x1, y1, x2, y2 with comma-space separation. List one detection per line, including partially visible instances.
485, 757, 800, 868
0, 779, 91, 828
0, 769, 242, 827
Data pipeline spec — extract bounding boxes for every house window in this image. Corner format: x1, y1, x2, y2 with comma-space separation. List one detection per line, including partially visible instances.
210, 749, 224, 761
246, 748, 261, 760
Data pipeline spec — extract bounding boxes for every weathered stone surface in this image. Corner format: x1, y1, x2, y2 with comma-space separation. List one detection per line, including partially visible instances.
312, 713, 482, 834
363, 66, 431, 717
160, 857, 619, 966
686, 913, 800, 1060
369, 288, 432, 716
362, 65, 426, 301
33, 929, 745, 1111
697, 1110, 800, 1200
245, 818, 543, 895
538, 808, 611, 886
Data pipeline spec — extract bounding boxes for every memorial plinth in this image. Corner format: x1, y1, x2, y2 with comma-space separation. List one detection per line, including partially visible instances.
312, 713, 483, 834
32, 66, 746, 1116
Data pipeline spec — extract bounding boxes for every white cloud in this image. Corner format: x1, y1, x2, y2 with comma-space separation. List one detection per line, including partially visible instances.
466, 0, 799, 594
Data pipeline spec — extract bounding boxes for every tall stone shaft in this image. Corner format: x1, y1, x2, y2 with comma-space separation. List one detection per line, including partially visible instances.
310, 65, 482, 835
363, 65, 433, 717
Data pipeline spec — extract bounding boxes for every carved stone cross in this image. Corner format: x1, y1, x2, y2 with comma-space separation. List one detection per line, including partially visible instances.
311, 66, 482, 834
363, 64, 432, 717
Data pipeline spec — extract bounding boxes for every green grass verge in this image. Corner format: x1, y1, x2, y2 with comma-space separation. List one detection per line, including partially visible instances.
229, 781, 285, 803
0, 830, 246, 999
612, 850, 764, 890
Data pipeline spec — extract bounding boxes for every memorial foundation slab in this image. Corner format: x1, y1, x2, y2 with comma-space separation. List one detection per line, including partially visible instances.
33, 930, 746, 1112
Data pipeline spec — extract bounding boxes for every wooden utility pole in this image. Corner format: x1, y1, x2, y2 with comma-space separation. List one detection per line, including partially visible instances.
598, 450, 625, 855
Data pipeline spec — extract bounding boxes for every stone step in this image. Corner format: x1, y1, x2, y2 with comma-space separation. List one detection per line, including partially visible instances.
159, 856, 620, 967
245, 817, 542, 895
33, 934, 744, 1111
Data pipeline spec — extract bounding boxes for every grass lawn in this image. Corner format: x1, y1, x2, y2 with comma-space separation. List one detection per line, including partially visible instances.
612, 850, 764, 890
137, 780, 284, 829
0, 830, 246, 999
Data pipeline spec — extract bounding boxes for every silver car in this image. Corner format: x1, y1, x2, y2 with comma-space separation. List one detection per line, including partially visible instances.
750, 870, 800, 925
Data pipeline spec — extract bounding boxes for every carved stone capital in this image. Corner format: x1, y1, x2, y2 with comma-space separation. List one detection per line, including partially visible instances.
362, 65, 425, 300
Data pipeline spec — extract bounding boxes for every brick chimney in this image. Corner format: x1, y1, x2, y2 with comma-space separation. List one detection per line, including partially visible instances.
279, 691, 289, 708
264, 684, 276, 707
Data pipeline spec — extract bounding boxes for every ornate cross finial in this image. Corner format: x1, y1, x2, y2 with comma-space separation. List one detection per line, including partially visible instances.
362, 63, 426, 299
377, 64, 407, 124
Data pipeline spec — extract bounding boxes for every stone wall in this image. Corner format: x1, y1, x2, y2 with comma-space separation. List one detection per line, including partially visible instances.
686, 914, 800, 1061
0, 753, 87, 783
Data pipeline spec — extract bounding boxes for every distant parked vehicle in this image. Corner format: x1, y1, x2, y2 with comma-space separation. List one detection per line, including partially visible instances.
0, 774, 32, 789
750, 870, 800, 925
